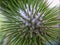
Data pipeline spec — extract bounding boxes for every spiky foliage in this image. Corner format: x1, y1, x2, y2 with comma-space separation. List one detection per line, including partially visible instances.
0, 0, 60, 45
